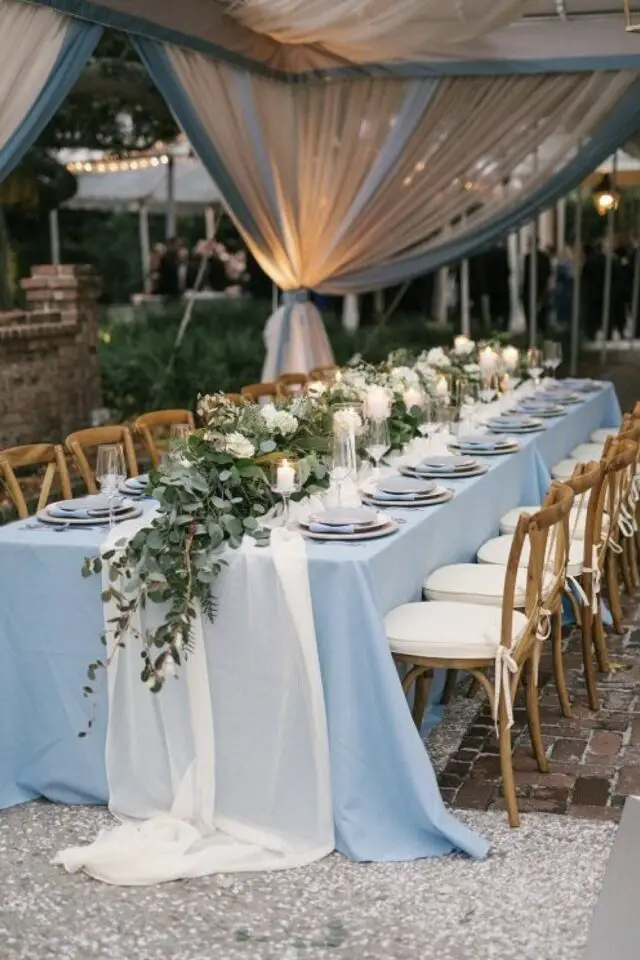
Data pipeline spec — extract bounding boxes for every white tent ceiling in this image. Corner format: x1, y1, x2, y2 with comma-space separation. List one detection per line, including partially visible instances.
63, 158, 223, 213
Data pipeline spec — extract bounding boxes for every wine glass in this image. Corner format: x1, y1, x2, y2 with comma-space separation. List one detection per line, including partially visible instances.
417, 396, 438, 446
543, 340, 563, 380
479, 371, 499, 405
526, 347, 543, 387
269, 457, 300, 526
364, 417, 390, 477
96, 443, 127, 527
460, 379, 480, 430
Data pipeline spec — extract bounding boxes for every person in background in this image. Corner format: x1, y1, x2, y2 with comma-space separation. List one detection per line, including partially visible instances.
483, 242, 510, 330
176, 240, 190, 294
522, 241, 552, 335
554, 246, 574, 326
156, 236, 180, 297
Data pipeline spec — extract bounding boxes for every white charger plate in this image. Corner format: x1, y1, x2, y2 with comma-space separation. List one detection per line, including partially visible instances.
363, 488, 453, 508
307, 507, 379, 527
38, 504, 143, 526
449, 441, 519, 456
400, 464, 488, 480
302, 518, 398, 541
378, 476, 436, 495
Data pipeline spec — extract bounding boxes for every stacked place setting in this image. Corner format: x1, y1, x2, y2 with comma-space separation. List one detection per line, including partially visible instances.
534, 386, 584, 405
484, 413, 545, 435
361, 474, 454, 508
37, 495, 143, 527
400, 453, 488, 480
557, 377, 605, 393
447, 434, 520, 457
299, 507, 398, 542
119, 474, 150, 499
516, 398, 567, 419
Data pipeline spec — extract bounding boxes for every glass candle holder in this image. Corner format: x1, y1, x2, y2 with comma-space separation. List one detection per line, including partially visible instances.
269, 456, 301, 525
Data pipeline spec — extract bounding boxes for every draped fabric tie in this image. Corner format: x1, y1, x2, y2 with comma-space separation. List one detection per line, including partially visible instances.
274, 289, 309, 376
531, 607, 553, 690
282, 289, 310, 306
618, 504, 636, 538
493, 641, 518, 733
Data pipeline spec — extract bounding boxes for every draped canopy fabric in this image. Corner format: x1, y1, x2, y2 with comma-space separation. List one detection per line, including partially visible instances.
135, 39, 640, 296
0, 0, 102, 181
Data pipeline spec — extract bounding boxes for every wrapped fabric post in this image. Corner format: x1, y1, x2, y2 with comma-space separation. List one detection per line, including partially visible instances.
262, 289, 334, 380
0, 0, 102, 182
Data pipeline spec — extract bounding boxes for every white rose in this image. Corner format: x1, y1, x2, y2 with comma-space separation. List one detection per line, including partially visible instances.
260, 403, 279, 431
415, 361, 436, 381
454, 337, 476, 356
333, 408, 362, 436
426, 347, 451, 367
390, 365, 419, 388
463, 362, 481, 376
307, 380, 326, 398
274, 411, 298, 436
225, 431, 255, 459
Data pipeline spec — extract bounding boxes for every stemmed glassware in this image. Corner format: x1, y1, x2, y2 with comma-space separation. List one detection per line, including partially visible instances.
330, 430, 358, 507
269, 457, 300, 526
96, 443, 127, 527
479, 371, 499, 405
542, 340, 563, 380
526, 347, 544, 387
364, 416, 390, 477
416, 396, 439, 446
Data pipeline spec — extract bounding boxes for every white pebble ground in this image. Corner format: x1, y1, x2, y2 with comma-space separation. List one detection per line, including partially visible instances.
0, 802, 615, 960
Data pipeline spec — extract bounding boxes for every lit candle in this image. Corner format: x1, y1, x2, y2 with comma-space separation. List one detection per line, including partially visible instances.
365, 385, 391, 420
276, 459, 296, 494
501, 373, 511, 394
403, 386, 423, 410
454, 334, 471, 355
479, 346, 498, 374
502, 345, 519, 372
435, 375, 449, 399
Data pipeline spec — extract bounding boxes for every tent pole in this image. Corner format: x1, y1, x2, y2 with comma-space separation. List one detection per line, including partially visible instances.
139, 203, 151, 293
460, 258, 470, 336
49, 209, 60, 266
204, 205, 216, 239
630, 198, 640, 344
529, 219, 538, 347
599, 151, 618, 364
570, 183, 583, 377
166, 154, 176, 239
556, 196, 567, 252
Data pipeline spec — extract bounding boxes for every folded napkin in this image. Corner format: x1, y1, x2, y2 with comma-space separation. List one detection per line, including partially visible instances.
457, 439, 505, 449
309, 522, 357, 534
48, 506, 92, 519
372, 490, 420, 501
417, 464, 450, 472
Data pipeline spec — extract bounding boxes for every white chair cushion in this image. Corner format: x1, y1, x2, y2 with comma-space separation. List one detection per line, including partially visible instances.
591, 428, 617, 444
552, 458, 578, 480
570, 442, 604, 461
499, 506, 539, 535
500, 498, 604, 539
424, 563, 529, 607
477, 533, 584, 577
384, 601, 528, 660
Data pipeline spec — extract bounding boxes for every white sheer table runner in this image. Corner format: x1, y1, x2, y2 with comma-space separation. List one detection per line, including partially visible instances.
55, 523, 333, 885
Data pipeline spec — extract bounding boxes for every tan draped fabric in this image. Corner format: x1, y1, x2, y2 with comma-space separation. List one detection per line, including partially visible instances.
221, 0, 528, 61
0, 0, 68, 152
165, 47, 637, 293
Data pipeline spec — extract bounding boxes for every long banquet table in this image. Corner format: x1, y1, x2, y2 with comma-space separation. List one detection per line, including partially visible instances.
0, 383, 621, 863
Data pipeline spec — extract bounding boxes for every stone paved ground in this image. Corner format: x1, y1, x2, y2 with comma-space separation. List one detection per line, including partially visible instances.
436, 601, 640, 821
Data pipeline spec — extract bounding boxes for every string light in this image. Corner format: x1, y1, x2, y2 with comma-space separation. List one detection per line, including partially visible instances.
65, 153, 171, 174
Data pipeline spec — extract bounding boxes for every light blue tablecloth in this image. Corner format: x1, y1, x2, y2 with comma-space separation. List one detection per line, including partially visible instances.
0, 384, 621, 863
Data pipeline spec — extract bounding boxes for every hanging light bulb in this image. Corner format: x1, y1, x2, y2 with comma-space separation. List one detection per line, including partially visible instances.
591, 173, 620, 216
624, 0, 640, 32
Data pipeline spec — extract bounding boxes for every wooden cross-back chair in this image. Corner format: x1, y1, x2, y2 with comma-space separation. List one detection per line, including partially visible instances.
277, 372, 309, 397
66, 426, 138, 494
384, 482, 574, 828
600, 436, 640, 633
309, 365, 339, 382
241, 381, 280, 402
224, 393, 246, 405
135, 409, 195, 467
0, 444, 72, 519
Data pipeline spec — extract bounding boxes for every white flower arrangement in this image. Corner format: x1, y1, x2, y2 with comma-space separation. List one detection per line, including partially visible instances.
261, 404, 299, 436
225, 431, 256, 459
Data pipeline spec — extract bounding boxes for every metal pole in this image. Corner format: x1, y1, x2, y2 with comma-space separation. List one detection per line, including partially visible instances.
570, 183, 583, 377
49, 209, 60, 265
204, 205, 216, 240
600, 151, 618, 363
630, 198, 640, 343
529, 220, 538, 347
166, 155, 176, 239
138, 203, 151, 292
556, 196, 567, 252
460, 258, 470, 336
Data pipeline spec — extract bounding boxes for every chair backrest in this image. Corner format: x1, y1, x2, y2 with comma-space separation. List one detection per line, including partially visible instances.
135, 409, 195, 467
501, 483, 574, 663
66, 426, 138, 494
241, 382, 280, 401
224, 393, 246, 405
309, 365, 339, 382
0, 443, 72, 519
603, 437, 638, 555
277, 372, 309, 396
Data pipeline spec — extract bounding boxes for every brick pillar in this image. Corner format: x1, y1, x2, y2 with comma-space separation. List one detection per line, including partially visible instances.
0, 265, 104, 445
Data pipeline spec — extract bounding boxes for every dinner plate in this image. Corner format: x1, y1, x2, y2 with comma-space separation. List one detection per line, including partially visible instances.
307, 507, 379, 527
418, 455, 477, 470
558, 378, 603, 392
38, 504, 143, 526
536, 392, 583, 405
363, 488, 454, 508
54, 496, 135, 516
377, 476, 436, 496
450, 441, 519, 456
400, 463, 488, 480
302, 518, 399, 542
517, 404, 565, 418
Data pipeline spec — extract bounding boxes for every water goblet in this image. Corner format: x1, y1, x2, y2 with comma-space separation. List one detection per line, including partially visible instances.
96, 443, 127, 527
364, 416, 390, 478
526, 347, 543, 387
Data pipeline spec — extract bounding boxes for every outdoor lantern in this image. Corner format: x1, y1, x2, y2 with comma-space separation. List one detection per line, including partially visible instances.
624, 0, 640, 31
591, 173, 620, 216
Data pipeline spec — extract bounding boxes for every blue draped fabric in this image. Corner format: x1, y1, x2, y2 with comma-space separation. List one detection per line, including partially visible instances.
0, 19, 102, 183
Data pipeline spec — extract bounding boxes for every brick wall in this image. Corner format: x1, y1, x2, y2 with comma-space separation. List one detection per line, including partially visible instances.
0, 265, 102, 447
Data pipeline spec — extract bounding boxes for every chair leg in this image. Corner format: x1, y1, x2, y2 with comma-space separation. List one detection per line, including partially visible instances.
552, 611, 572, 718
621, 538, 635, 595
630, 535, 640, 589
606, 550, 624, 634
441, 669, 458, 705
412, 672, 431, 730
593, 608, 611, 673
580, 606, 600, 711
524, 658, 549, 773
498, 698, 519, 828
